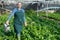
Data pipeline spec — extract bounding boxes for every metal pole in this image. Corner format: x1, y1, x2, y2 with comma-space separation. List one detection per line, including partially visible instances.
37, 0, 39, 16
46, 1, 48, 17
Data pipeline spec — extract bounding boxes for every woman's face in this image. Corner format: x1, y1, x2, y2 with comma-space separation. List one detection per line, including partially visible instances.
17, 3, 22, 8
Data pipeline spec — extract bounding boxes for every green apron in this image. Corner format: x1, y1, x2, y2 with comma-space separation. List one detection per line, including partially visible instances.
14, 10, 24, 33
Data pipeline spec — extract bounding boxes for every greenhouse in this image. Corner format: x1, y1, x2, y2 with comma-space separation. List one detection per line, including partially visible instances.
0, 0, 60, 40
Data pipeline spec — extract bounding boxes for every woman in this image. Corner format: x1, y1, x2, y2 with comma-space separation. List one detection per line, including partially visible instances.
6, 2, 27, 40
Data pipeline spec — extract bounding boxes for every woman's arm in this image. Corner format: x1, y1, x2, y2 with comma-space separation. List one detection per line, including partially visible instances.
22, 9, 27, 26
6, 8, 17, 25
22, 9, 26, 23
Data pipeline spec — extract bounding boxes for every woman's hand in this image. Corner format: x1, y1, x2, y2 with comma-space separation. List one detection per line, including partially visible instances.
6, 20, 9, 25
24, 22, 27, 26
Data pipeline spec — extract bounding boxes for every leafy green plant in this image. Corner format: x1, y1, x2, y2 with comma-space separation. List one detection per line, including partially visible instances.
0, 10, 60, 40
